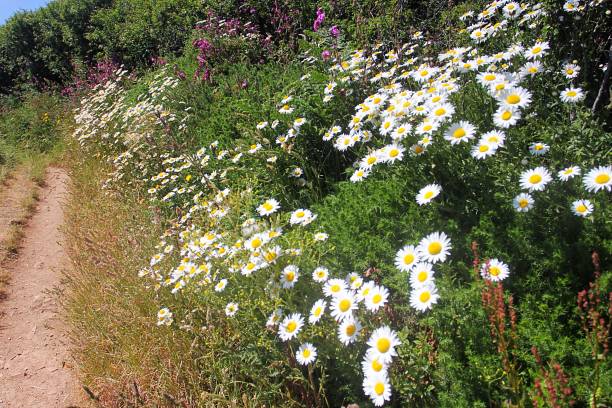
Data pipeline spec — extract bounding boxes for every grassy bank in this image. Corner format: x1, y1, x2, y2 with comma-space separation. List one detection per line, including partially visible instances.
62, 147, 206, 406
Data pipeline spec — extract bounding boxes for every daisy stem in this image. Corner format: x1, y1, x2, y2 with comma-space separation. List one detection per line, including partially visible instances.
307, 363, 322, 407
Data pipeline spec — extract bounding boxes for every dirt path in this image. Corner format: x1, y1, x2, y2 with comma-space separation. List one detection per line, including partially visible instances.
0, 168, 87, 408
0, 170, 35, 255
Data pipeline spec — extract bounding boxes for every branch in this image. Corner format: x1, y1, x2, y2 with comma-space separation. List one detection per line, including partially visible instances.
592, 40, 612, 113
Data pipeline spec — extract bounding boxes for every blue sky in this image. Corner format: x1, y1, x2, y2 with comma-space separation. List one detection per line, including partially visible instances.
0, 0, 51, 25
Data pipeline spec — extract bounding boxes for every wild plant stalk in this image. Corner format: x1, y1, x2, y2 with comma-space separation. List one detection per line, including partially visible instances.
577, 251, 611, 408
530, 346, 575, 408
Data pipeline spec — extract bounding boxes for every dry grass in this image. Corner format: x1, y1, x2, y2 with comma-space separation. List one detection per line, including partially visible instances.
62, 149, 203, 407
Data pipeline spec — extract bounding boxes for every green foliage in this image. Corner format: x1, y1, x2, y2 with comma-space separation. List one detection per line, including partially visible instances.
86, 0, 205, 67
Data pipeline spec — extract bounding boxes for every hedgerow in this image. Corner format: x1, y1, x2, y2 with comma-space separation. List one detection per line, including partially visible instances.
66, 0, 611, 407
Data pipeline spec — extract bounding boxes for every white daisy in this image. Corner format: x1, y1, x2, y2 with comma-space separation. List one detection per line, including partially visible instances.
350, 168, 370, 183
409, 262, 435, 288
309, 299, 327, 324
493, 106, 520, 128
290, 208, 317, 226
365, 285, 389, 312
444, 121, 476, 145
417, 231, 452, 264
529, 142, 549, 156
481, 130, 506, 148
560, 87, 585, 103
471, 141, 497, 160
214, 279, 228, 292
257, 198, 280, 216
323, 278, 347, 297
524, 41, 549, 59
583, 166, 612, 192
416, 184, 442, 205
513, 193, 534, 212
572, 199, 594, 217
281, 265, 299, 288
498, 87, 532, 110
361, 349, 388, 378
367, 326, 401, 363
562, 63, 580, 79
409, 283, 439, 312
225, 302, 239, 316
296, 343, 317, 365
362, 372, 392, 407
278, 104, 294, 114
314, 232, 329, 241
558, 166, 581, 181
278, 313, 304, 341
312, 266, 329, 282
382, 144, 405, 163
520, 167, 552, 192
480, 259, 510, 282
338, 317, 362, 345
330, 291, 358, 322
266, 308, 283, 328
394, 245, 419, 272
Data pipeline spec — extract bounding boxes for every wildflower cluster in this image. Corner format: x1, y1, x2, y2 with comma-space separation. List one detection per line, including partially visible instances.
71, 0, 610, 405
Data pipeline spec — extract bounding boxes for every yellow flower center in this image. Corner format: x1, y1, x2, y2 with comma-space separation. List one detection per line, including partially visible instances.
423, 124, 433, 132
484, 74, 496, 81
372, 294, 382, 304
453, 128, 466, 138
506, 94, 520, 105
566, 69, 574, 75
339, 299, 351, 312
389, 149, 399, 158
529, 174, 542, 184
576, 204, 587, 213
418, 271, 428, 282
377, 338, 391, 353
262, 202, 273, 211
251, 238, 262, 248
282, 104, 289, 110
490, 266, 500, 276
314, 307, 322, 316
428, 242, 442, 255
532, 46, 542, 54
403, 253, 415, 265
567, 90, 577, 97
415, 146, 424, 154
535, 144, 543, 150
296, 211, 305, 218
424, 191, 434, 199
501, 111, 512, 121
346, 324, 356, 336
371, 359, 383, 372
286, 321, 297, 333
367, 156, 377, 165
595, 173, 610, 184
374, 382, 385, 396
519, 199, 529, 208
434, 108, 446, 116
331, 284, 340, 293
420, 70, 429, 77
479, 144, 489, 152
420, 291, 431, 302
302, 349, 311, 358
285, 271, 295, 282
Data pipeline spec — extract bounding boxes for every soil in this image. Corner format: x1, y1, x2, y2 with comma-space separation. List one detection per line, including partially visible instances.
0, 168, 87, 408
